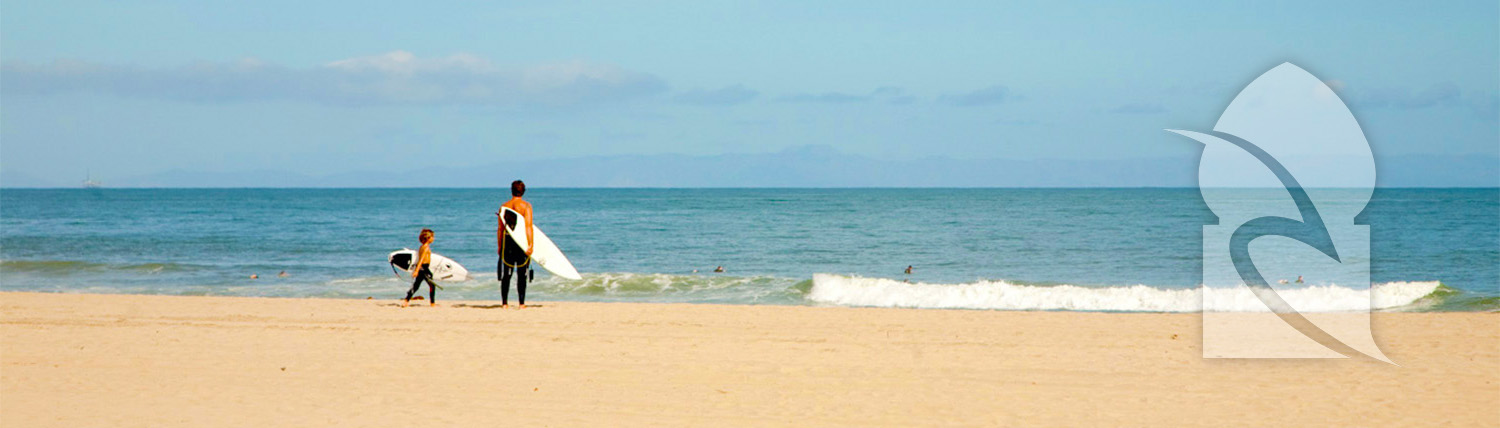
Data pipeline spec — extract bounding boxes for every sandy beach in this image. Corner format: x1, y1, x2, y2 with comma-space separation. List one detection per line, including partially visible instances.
1, 292, 1495, 427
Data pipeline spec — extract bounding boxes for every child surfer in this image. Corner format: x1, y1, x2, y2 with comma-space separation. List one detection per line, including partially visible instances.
403, 229, 439, 308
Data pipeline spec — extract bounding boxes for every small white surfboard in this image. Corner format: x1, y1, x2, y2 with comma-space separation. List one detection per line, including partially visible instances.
388, 249, 470, 282
499, 207, 582, 280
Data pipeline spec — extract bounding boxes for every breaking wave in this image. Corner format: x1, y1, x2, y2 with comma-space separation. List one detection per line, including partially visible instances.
806, 274, 1447, 312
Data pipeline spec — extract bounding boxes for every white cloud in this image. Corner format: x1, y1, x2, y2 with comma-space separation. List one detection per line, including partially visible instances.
776, 87, 917, 105
1, 51, 668, 107
325, 51, 492, 74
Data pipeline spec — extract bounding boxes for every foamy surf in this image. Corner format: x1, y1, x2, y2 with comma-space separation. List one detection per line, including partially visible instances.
806, 274, 1445, 312
526, 272, 805, 304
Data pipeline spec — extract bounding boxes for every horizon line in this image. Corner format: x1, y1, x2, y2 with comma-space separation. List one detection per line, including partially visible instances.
4, 186, 1497, 190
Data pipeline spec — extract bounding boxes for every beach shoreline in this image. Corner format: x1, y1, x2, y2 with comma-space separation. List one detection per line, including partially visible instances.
3, 291, 1496, 427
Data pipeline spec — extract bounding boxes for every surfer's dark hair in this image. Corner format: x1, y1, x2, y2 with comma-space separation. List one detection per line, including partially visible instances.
419, 228, 434, 243
511, 180, 526, 197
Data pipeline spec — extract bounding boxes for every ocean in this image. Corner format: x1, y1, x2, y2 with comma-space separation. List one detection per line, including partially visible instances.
1, 188, 1495, 311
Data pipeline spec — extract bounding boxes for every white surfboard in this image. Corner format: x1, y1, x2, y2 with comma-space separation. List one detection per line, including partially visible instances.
388, 249, 470, 282
499, 207, 582, 280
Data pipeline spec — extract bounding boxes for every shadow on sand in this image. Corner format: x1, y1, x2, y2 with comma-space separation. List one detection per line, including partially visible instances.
371, 299, 545, 309
449, 303, 546, 309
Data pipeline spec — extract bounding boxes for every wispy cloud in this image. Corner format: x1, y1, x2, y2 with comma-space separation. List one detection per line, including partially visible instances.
673, 84, 758, 106
0, 51, 669, 107
777, 87, 917, 105
1327, 81, 1497, 120
872, 87, 917, 105
778, 91, 868, 104
939, 85, 1011, 107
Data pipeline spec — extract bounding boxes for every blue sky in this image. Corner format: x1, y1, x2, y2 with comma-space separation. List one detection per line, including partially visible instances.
2, 1, 1496, 186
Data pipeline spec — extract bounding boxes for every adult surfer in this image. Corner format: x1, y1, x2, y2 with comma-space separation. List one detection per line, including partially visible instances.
497, 180, 535, 308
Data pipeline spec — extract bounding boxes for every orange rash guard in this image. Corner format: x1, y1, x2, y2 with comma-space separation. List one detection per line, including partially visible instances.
499, 197, 535, 256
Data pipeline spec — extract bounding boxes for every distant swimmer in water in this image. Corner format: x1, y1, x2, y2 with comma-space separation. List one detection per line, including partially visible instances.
692, 269, 699, 273
1296, 275, 1304, 284
278, 270, 288, 278
249, 274, 258, 279
714, 266, 725, 273
904, 265, 914, 275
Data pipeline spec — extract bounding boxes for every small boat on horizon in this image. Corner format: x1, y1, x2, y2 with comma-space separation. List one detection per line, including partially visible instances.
83, 171, 102, 189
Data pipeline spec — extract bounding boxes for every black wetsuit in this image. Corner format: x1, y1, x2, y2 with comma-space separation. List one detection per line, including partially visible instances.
499, 247, 530, 306
405, 263, 436, 303
499, 210, 531, 306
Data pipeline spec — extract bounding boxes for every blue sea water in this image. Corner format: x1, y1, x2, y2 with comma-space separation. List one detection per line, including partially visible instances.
1, 188, 1495, 311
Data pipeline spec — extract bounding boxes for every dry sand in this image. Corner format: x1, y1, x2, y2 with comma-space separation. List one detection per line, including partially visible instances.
2, 292, 1496, 427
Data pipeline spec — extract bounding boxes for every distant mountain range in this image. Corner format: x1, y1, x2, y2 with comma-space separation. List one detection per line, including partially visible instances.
2, 146, 1495, 188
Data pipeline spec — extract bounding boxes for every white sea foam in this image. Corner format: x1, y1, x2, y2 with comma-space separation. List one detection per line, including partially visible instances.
806, 274, 1443, 312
